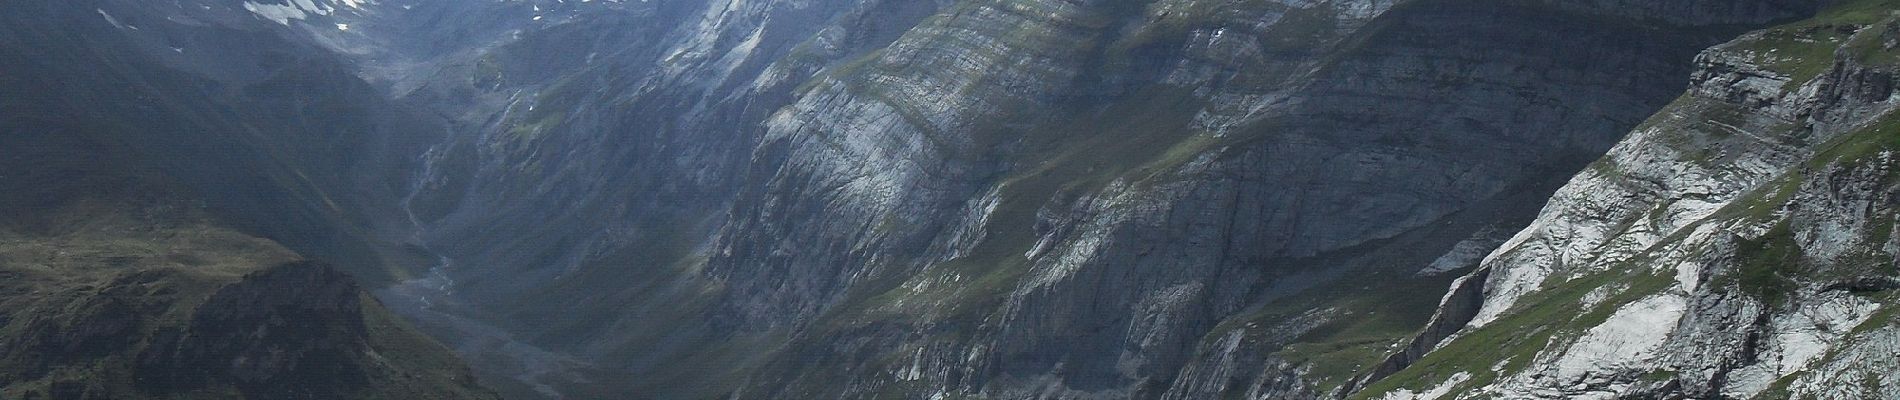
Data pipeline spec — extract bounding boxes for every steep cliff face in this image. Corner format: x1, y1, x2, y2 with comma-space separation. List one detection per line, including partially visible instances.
362, 0, 1826, 398
1362, 1, 1900, 398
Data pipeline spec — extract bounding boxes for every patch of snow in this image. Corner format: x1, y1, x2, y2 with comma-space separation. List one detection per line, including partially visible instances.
245, 0, 372, 25
96, 9, 128, 30
245, 2, 308, 25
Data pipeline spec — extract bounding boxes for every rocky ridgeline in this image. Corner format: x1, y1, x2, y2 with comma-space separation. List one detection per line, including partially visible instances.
17, 0, 1898, 399
1363, 3, 1900, 398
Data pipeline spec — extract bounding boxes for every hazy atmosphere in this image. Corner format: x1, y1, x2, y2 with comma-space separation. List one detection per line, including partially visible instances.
5, 0, 1900, 399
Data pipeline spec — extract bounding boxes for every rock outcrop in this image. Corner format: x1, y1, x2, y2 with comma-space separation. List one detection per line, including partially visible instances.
1362, 2, 1900, 398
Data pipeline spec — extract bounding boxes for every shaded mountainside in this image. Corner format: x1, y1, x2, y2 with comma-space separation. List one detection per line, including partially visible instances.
1361, 0, 1900, 398
0, 0, 497, 398
0, 130, 495, 399
0, 0, 449, 285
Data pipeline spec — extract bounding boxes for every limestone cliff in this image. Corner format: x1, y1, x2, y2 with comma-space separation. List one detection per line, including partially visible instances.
367, 0, 1824, 397
1362, 1, 1900, 398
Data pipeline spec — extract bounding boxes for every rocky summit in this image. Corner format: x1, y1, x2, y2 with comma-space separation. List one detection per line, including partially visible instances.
4, 0, 1900, 399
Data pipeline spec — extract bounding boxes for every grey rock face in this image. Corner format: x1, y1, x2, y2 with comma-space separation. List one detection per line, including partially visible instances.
1363, 6, 1900, 399
354, 0, 1830, 398
14, 0, 1862, 398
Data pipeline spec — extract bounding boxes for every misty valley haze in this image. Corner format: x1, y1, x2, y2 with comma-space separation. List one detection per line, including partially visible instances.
4, 0, 1900, 399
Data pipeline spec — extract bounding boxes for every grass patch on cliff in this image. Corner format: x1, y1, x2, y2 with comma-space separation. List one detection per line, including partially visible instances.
1353, 258, 1677, 398
1269, 271, 1468, 393
1726, 0, 1900, 88
1728, 222, 1804, 306
995, 85, 1213, 189
789, 86, 1225, 394
0, 207, 490, 399
1122, 0, 1342, 53
1808, 108, 1900, 170
832, 85, 1211, 326
498, 77, 588, 146
506, 112, 566, 144
1699, 113, 1900, 306
1848, 297, 1900, 337
805, 0, 1129, 149
1730, 27, 1848, 89
1845, 19, 1900, 66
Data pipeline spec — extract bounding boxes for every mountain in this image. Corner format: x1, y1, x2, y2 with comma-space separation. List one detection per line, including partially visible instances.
0, 96, 494, 400
0, 0, 494, 398
1362, 1, 1900, 398
361, 0, 1823, 397
11, 0, 1900, 399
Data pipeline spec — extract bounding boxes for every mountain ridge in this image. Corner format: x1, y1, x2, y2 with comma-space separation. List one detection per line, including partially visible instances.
14, 0, 1900, 399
